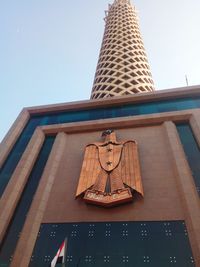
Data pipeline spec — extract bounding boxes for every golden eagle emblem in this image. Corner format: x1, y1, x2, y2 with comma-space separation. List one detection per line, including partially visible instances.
76, 130, 143, 207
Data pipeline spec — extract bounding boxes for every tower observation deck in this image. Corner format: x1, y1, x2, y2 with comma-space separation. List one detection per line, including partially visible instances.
91, 0, 154, 99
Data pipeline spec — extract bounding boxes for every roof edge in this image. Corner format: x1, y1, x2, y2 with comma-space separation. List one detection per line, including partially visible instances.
25, 85, 200, 115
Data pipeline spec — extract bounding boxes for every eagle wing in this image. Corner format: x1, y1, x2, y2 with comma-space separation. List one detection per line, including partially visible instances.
120, 141, 144, 196
76, 144, 101, 197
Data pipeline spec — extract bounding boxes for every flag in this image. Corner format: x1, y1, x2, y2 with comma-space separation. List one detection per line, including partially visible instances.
51, 239, 67, 267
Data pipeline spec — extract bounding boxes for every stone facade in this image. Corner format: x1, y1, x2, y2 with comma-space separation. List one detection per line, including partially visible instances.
0, 86, 200, 266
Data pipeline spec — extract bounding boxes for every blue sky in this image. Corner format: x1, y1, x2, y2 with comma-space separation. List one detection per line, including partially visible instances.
0, 0, 200, 141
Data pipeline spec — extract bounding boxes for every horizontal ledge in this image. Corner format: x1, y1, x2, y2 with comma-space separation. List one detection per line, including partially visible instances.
25, 86, 200, 116
39, 109, 194, 135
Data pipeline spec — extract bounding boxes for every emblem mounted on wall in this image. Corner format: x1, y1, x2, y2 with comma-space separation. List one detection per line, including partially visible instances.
76, 130, 144, 207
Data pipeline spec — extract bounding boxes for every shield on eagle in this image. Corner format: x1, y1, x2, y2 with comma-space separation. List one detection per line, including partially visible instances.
76, 130, 144, 207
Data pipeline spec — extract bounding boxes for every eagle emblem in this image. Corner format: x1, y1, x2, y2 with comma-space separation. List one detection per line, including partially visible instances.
76, 130, 144, 207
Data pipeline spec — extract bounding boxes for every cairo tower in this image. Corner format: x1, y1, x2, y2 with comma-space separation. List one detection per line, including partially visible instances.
91, 0, 154, 99
0, 0, 200, 267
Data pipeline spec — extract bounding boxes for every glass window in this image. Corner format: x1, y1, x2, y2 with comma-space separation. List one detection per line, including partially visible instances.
0, 137, 55, 266
30, 221, 195, 267
176, 124, 200, 196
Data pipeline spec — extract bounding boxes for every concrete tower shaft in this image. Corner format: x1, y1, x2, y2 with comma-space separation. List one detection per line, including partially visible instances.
91, 0, 154, 99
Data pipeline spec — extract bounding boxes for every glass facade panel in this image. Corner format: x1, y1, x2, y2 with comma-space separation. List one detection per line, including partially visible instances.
176, 124, 200, 195
29, 221, 195, 267
0, 118, 42, 196
0, 137, 55, 267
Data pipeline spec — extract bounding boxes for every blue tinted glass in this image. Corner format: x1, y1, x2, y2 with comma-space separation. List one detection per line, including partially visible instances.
30, 221, 195, 267
0, 137, 55, 266
29, 97, 200, 122
0, 118, 40, 196
176, 124, 200, 195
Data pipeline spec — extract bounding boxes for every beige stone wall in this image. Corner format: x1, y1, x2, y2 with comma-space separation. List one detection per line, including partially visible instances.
43, 125, 183, 222
0, 87, 200, 266
5, 109, 200, 266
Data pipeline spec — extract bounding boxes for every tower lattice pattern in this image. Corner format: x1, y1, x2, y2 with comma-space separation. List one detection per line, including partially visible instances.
91, 0, 154, 99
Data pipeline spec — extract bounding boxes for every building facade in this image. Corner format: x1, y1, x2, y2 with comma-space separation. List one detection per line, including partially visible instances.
0, 1, 200, 267
0, 87, 200, 266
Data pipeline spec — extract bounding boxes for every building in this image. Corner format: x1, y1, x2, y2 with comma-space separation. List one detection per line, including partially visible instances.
0, 0, 200, 266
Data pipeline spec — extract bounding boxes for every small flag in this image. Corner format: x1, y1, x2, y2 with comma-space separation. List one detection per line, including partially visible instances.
51, 239, 67, 267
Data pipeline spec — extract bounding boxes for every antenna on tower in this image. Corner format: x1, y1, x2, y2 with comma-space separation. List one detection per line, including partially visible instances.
185, 75, 189, 86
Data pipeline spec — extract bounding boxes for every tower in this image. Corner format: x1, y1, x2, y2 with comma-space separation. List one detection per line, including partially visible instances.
0, 0, 200, 266
91, 0, 154, 99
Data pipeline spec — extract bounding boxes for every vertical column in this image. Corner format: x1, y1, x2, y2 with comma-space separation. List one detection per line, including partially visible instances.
163, 121, 200, 266
189, 109, 200, 147
0, 128, 45, 243
0, 110, 30, 169
10, 132, 67, 267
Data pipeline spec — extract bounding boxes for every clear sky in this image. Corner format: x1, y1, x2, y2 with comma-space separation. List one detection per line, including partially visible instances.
0, 0, 200, 141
